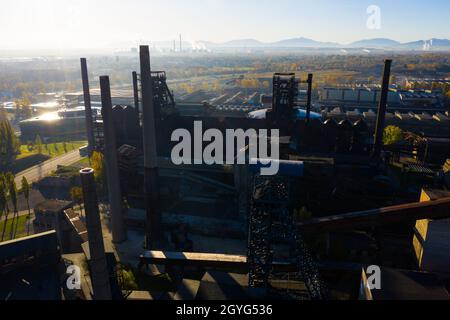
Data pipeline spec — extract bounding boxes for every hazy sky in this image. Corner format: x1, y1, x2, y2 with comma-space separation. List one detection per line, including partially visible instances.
1, 0, 449, 50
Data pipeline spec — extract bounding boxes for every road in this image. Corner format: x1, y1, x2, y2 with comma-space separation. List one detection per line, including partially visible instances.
0, 210, 31, 222
14, 147, 85, 186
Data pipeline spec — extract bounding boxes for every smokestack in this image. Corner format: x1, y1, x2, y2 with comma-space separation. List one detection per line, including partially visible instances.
306, 73, 313, 124
139, 45, 163, 248
372, 59, 392, 159
132, 71, 140, 115
80, 168, 112, 300
99, 76, 127, 243
179, 34, 182, 52
80, 58, 96, 156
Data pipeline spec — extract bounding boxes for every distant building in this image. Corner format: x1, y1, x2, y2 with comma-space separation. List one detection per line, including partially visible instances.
30, 101, 61, 114
64, 89, 135, 108
319, 87, 445, 112
19, 107, 97, 141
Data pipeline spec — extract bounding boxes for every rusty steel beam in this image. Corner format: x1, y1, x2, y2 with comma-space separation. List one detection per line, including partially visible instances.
296, 197, 450, 233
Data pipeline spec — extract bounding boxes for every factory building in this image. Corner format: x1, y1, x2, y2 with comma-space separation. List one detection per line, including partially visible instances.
64, 89, 135, 108
19, 107, 98, 141
319, 87, 445, 112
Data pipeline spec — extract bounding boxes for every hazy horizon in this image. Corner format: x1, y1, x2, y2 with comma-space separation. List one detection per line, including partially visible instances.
1, 0, 449, 51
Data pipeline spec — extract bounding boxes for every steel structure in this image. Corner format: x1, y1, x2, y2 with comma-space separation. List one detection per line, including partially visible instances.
248, 174, 325, 299
267, 73, 298, 123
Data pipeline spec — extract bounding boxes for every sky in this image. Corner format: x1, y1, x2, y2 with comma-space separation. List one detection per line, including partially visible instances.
0, 0, 449, 50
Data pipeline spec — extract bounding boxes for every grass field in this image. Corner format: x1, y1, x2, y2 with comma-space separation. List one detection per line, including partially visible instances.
0, 214, 30, 242
17, 141, 87, 160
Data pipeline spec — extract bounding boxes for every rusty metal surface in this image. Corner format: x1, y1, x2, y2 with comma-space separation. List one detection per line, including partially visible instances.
296, 197, 450, 233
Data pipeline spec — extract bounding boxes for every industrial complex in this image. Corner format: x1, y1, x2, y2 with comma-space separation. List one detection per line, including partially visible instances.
1, 45, 450, 302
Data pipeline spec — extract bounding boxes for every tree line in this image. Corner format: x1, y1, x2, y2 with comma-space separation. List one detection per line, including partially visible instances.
0, 173, 32, 241
0, 119, 20, 172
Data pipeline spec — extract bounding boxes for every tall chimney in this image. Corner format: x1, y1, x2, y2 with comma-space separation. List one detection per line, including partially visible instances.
80, 168, 112, 300
179, 34, 182, 52
132, 71, 140, 115
139, 45, 163, 248
306, 73, 313, 124
99, 76, 127, 243
80, 58, 96, 156
372, 59, 392, 159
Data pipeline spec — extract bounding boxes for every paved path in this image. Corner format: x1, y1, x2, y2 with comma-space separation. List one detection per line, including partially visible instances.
14, 147, 85, 185
0, 210, 32, 222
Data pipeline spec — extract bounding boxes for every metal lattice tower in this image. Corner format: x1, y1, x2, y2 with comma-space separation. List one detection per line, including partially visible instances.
248, 174, 325, 300
248, 176, 289, 288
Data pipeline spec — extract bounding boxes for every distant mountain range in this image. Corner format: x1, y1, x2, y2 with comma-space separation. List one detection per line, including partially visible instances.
190, 37, 450, 51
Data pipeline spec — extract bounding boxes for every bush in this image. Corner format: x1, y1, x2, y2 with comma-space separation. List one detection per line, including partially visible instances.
383, 125, 404, 146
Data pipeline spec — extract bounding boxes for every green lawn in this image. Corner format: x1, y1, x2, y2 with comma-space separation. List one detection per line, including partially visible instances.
72, 157, 91, 168
0, 214, 30, 242
17, 141, 87, 160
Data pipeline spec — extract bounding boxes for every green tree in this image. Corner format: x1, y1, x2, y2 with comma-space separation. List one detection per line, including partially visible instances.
0, 119, 20, 170
70, 187, 84, 216
0, 173, 11, 241
0, 172, 8, 241
7, 173, 18, 240
35, 135, 43, 154
383, 125, 404, 146
91, 151, 106, 197
21, 176, 31, 235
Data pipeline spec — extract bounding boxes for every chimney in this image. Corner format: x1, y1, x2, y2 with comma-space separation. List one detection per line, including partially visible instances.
139, 45, 163, 248
372, 59, 392, 159
80, 168, 112, 300
306, 73, 313, 124
99, 76, 127, 243
132, 71, 140, 116
80, 58, 96, 156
